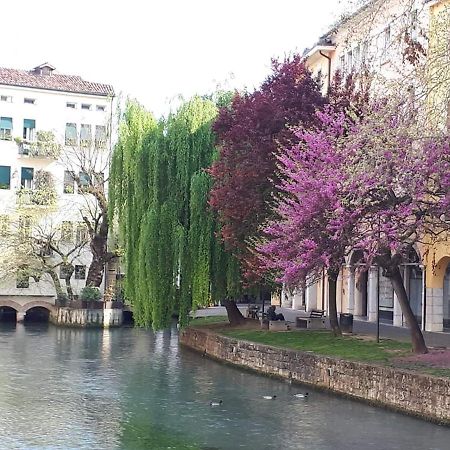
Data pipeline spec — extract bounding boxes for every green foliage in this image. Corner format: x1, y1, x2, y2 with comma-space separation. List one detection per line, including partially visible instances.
110, 97, 242, 328
80, 286, 101, 301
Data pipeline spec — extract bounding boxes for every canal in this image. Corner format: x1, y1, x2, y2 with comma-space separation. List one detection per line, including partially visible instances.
0, 323, 449, 450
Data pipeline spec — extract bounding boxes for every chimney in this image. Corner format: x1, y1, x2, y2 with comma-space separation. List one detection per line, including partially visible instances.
32, 62, 56, 76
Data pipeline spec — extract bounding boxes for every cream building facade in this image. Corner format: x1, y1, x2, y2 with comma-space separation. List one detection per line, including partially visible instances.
281, 0, 450, 332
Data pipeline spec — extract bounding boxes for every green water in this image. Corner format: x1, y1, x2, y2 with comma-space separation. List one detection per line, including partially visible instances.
0, 323, 449, 449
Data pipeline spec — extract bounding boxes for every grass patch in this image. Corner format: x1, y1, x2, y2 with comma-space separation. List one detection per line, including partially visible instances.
220, 329, 412, 363
189, 315, 229, 326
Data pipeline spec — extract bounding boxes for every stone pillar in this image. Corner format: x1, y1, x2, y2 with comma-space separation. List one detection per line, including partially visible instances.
292, 289, 304, 310
281, 286, 293, 308
347, 267, 355, 314
16, 312, 25, 323
367, 266, 379, 322
336, 269, 343, 313
425, 287, 444, 332
393, 292, 403, 327
305, 283, 317, 311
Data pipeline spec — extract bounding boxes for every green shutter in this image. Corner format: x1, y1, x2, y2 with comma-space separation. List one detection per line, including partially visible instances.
24, 119, 35, 129
21, 167, 34, 180
0, 166, 11, 189
0, 117, 12, 129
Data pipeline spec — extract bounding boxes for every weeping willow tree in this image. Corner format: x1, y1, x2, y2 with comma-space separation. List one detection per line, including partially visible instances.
110, 97, 242, 328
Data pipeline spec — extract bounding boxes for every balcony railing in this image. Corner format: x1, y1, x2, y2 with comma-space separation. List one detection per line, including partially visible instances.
16, 131, 61, 159
16, 188, 56, 207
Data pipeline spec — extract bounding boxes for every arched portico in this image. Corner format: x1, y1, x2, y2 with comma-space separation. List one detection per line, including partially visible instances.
0, 298, 56, 323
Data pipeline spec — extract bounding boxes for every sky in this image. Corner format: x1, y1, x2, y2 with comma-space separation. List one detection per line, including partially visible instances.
2, 0, 344, 117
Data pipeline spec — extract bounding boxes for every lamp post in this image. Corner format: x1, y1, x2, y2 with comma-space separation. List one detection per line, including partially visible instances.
376, 265, 380, 343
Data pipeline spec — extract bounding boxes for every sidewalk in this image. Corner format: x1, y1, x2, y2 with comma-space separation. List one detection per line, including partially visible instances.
193, 304, 450, 349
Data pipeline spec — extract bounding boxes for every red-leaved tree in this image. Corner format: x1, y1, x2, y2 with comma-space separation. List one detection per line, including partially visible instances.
209, 55, 324, 286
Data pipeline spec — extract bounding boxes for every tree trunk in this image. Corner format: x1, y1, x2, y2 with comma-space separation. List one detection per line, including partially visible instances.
223, 298, 246, 325
86, 253, 105, 287
387, 266, 428, 354
327, 268, 342, 336
47, 270, 63, 296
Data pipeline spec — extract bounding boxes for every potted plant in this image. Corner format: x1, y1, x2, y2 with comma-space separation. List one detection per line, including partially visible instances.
80, 286, 102, 309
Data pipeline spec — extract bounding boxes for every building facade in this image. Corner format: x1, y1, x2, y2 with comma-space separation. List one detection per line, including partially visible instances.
0, 63, 114, 313
281, 0, 450, 332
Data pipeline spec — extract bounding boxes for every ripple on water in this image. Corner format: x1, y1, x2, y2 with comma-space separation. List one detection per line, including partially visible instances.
0, 324, 449, 450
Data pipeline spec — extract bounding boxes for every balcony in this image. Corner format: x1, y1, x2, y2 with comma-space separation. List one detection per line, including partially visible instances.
16, 188, 55, 207
16, 131, 61, 159
16, 171, 57, 207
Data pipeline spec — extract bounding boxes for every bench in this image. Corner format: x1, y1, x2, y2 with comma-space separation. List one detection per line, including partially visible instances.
269, 320, 290, 331
296, 309, 326, 329
246, 305, 260, 319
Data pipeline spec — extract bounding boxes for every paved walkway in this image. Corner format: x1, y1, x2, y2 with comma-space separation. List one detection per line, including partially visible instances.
193, 304, 450, 348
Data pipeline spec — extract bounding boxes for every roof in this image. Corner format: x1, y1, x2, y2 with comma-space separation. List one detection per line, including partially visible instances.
0, 64, 114, 97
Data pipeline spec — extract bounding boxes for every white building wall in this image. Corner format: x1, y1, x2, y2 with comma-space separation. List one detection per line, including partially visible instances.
0, 82, 113, 299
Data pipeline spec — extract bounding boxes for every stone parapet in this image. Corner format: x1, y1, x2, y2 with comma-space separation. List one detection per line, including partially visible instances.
180, 327, 450, 424
50, 307, 122, 328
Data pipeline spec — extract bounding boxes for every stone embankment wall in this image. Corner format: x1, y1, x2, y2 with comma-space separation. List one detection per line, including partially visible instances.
180, 327, 450, 424
51, 307, 122, 328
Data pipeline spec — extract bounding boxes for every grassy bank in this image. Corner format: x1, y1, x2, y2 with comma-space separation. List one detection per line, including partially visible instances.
221, 329, 411, 363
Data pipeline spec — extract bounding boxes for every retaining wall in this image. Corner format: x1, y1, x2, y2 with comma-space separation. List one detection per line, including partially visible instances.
180, 327, 450, 424
51, 307, 122, 328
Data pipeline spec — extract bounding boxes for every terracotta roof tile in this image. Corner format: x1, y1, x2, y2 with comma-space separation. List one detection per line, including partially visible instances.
0, 66, 114, 97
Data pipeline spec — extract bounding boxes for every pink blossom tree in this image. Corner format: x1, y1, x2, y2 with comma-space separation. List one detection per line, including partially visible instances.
260, 99, 450, 354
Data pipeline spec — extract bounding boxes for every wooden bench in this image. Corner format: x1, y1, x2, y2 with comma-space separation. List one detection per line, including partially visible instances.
269, 320, 290, 331
246, 305, 260, 319
296, 309, 326, 329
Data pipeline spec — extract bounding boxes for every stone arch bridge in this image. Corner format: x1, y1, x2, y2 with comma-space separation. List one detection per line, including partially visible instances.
0, 296, 56, 322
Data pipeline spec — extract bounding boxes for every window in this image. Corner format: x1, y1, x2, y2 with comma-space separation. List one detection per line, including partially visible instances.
382, 26, 391, 61
63, 170, 75, 194
75, 265, 86, 280
95, 125, 107, 149
79, 171, 91, 188
80, 124, 92, 147
1, 95, 12, 102
346, 50, 353, 71
410, 10, 418, 41
65, 123, 77, 146
0, 117, 13, 140
24, 98, 35, 105
76, 222, 89, 245
339, 55, 345, 73
16, 272, 29, 288
0, 166, 11, 189
60, 221, 73, 242
60, 265, 72, 279
21, 167, 34, 189
23, 119, 36, 141
81, 103, 92, 110
353, 45, 360, 70
96, 105, 106, 112
66, 102, 76, 109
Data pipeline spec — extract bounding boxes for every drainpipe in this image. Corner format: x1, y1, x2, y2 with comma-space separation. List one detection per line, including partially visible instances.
319, 50, 332, 95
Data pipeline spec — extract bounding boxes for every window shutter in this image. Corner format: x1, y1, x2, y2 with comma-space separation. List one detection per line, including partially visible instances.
0, 117, 12, 129
24, 119, 36, 129
0, 166, 11, 186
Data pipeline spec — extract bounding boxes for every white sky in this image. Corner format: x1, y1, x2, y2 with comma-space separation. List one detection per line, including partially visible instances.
2, 0, 344, 118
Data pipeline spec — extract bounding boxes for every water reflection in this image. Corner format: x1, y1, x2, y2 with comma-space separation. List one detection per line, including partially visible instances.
0, 323, 449, 449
